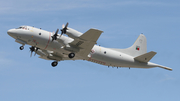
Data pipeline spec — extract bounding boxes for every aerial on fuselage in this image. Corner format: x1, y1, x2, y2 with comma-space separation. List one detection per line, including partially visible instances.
7, 23, 172, 71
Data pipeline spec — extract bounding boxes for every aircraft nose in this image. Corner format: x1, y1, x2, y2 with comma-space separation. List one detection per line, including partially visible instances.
7, 29, 15, 36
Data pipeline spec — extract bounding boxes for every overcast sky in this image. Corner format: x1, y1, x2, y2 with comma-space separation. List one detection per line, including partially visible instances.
0, 0, 180, 101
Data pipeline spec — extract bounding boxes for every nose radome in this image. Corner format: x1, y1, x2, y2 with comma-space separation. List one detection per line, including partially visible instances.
7, 29, 15, 36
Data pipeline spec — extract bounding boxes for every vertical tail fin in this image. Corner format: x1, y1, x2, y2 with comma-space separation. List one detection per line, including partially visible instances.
115, 34, 147, 57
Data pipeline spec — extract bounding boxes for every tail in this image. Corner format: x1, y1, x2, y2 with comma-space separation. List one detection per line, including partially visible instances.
112, 34, 147, 57
111, 34, 172, 71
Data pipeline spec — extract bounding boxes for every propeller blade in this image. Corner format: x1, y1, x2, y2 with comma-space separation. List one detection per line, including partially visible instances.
29, 46, 35, 57
51, 36, 55, 42
51, 29, 59, 41
62, 24, 65, 28
30, 52, 33, 57
62, 23, 68, 28
60, 22, 69, 37
55, 29, 59, 35
65, 22, 69, 29
60, 31, 63, 37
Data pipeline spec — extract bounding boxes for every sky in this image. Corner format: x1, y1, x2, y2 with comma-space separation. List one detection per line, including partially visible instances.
0, 0, 180, 101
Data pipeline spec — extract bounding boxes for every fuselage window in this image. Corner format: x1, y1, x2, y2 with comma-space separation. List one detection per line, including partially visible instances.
39, 33, 41, 35
104, 51, 106, 54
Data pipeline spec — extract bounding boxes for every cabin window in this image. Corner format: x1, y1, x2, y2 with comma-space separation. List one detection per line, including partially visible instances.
104, 51, 106, 54
39, 33, 41, 35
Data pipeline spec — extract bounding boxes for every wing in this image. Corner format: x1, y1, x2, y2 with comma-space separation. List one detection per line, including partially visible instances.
70, 28, 103, 58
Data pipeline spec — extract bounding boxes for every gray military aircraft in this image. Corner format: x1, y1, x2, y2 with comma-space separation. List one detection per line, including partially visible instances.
7, 23, 172, 71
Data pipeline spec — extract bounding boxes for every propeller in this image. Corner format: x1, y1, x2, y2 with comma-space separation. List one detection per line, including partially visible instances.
60, 22, 69, 37
30, 46, 35, 57
51, 29, 59, 41
29, 46, 39, 57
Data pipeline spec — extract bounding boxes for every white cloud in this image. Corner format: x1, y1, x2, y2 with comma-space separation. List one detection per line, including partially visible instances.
0, 0, 101, 14
0, 58, 13, 65
0, 51, 16, 67
1, 0, 179, 15
112, 1, 180, 6
159, 74, 175, 83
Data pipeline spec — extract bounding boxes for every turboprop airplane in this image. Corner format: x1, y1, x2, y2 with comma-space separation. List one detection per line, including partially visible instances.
7, 23, 172, 71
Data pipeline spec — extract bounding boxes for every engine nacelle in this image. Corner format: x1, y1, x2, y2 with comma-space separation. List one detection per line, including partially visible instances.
36, 49, 47, 56
47, 54, 62, 61
64, 44, 79, 52
66, 27, 83, 39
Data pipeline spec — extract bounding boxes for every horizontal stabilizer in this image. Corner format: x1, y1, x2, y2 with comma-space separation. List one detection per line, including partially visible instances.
134, 51, 157, 63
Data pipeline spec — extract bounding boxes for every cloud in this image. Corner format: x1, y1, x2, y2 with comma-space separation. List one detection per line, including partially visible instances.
0, 51, 17, 67
159, 74, 175, 83
112, 1, 180, 7
0, 58, 13, 68
0, 0, 100, 14
1, 0, 179, 15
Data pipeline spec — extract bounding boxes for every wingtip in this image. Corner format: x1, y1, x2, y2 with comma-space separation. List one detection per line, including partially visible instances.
90, 28, 103, 33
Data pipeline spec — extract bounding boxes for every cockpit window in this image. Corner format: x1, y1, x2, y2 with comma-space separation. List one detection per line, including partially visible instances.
16, 26, 28, 30
16, 27, 22, 29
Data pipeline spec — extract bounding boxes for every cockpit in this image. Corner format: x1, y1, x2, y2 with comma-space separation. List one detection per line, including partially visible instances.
16, 26, 29, 30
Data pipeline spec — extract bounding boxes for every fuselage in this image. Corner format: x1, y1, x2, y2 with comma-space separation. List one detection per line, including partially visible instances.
89, 45, 158, 68
7, 26, 166, 69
